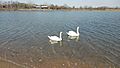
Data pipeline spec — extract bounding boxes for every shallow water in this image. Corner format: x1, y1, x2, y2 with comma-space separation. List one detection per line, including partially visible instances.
0, 11, 120, 68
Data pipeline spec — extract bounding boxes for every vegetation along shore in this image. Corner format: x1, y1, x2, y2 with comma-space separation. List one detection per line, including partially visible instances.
0, 1, 120, 11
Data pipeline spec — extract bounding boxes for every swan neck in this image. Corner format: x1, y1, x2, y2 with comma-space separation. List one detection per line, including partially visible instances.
77, 27, 79, 34
60, 32, 62, 39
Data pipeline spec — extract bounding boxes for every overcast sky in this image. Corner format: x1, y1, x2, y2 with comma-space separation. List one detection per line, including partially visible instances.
2, 0, 120, 7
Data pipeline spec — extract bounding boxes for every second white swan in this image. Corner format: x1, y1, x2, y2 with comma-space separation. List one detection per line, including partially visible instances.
48, 32, 62, 41
66, 27, 79, 36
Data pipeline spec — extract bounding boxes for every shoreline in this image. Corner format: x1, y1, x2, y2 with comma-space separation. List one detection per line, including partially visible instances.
0, 8, 120, 12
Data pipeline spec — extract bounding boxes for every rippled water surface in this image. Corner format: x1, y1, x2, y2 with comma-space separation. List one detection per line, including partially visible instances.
0, 11, 120, 68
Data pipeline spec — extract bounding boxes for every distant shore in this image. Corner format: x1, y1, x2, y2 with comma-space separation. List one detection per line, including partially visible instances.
0, 8, 120, 12
61, 9, 120, 12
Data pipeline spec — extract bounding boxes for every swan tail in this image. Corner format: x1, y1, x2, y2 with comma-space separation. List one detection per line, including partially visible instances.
66, 32, 68, 34
48, 36, 51, 39
66, 32, 69, 36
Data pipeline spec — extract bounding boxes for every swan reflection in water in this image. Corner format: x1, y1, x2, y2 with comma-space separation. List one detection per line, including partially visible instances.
49, 40, 62, 46
68, 36, 80, 41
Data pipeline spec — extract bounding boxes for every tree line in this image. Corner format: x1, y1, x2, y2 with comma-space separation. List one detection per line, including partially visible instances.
0, 1, 119, 10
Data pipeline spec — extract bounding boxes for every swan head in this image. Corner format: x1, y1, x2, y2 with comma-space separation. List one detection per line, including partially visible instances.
77, 27, 79, 30
60, 32, 63, 34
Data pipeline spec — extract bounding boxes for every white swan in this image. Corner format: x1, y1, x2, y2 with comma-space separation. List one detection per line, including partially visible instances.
48, 32, 62, 41
66, 27, 79, 36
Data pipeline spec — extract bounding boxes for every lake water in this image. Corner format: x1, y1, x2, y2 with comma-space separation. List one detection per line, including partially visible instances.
0, 11, 120, 68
